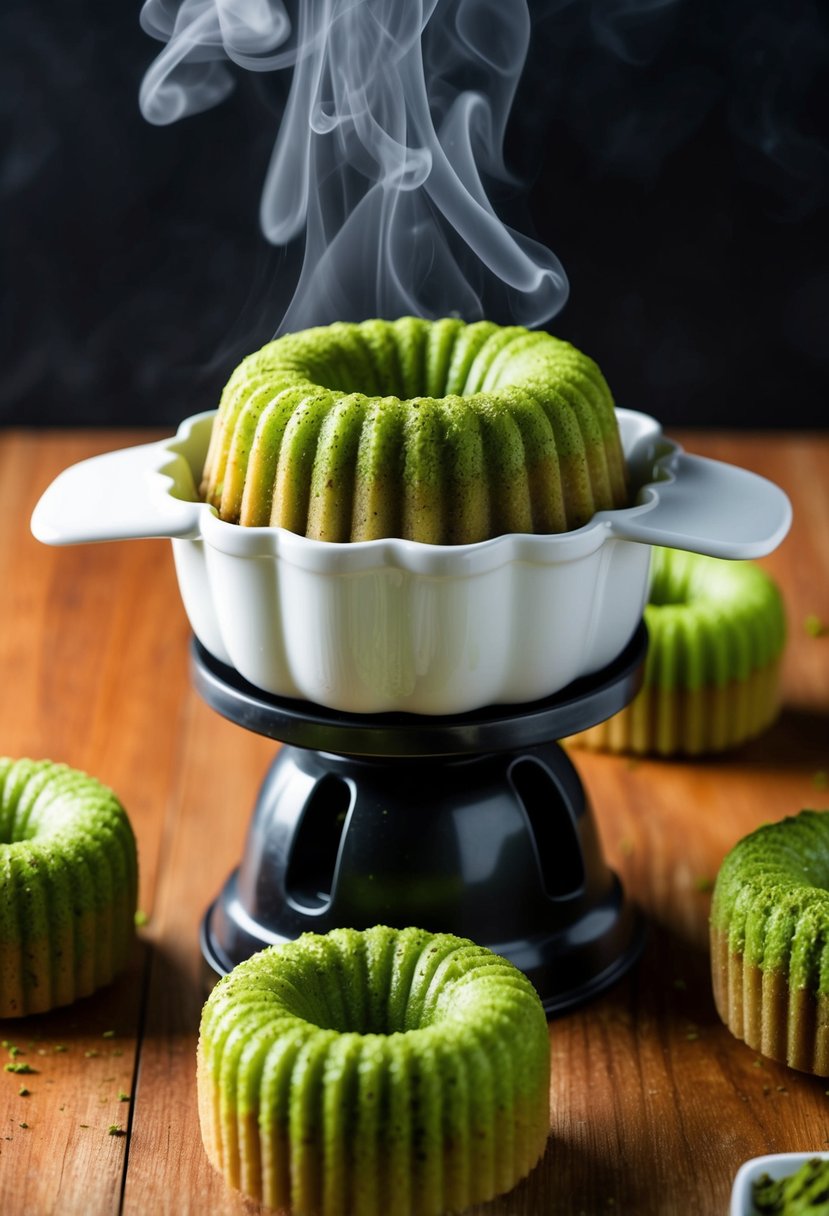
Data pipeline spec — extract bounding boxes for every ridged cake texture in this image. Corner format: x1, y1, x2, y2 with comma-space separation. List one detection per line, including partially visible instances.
571, 546, 786, 755
197, 925, 550, 1215
711, 810, 829, 1074
0, 758, 138, 1017
200, 318, 628, 542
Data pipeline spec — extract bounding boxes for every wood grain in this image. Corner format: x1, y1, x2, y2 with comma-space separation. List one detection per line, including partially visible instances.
0, 428, 827, 1215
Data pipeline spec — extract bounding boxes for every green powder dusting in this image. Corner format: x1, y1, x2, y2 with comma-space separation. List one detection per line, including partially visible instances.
805, 615, 826, 639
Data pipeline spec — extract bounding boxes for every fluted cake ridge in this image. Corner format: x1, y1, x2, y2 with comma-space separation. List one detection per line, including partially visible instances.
200, 318, 628, 543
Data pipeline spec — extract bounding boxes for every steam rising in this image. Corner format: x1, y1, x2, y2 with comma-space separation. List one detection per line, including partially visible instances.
139, 0, 567, 332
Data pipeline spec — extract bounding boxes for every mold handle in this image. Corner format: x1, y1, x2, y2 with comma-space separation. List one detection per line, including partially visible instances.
609, 452, 792, 559
30, 440, 204, 546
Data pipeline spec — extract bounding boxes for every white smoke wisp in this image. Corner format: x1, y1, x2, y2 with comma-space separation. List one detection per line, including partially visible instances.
139, 0, 568, 332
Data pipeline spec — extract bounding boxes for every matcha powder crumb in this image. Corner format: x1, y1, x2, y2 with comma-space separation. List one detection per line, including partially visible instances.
805, 614, 826, 638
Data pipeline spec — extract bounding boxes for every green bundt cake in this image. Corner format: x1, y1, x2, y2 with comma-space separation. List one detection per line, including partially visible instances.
0, 758, 138, 1018
711, 810, 829, 1074
197, 925, 550, 1215
571, 547, 786, 755
200, 318, 628, 542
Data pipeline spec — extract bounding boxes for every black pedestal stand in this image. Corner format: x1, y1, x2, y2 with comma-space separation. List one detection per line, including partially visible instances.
195, 625, 648, 1015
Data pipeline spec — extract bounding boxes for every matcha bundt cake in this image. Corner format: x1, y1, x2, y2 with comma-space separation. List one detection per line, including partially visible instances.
711, 810, 829, 1074
197, 925, 550, 1215
571, 547, 786, 755
0, 758, 138, 1018
200, 318, 628, 542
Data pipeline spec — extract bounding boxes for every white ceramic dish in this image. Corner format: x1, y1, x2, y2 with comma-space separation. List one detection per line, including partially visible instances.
31, 408, 791, 714
731, 1151, 829, 1215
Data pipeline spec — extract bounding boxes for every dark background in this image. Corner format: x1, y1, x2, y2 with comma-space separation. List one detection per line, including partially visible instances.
2, 0, 827, 428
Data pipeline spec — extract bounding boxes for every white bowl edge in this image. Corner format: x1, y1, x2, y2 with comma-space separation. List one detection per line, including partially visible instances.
730, 1151, 829, 1216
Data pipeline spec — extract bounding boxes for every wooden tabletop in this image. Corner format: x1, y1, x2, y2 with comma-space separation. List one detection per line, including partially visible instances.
0, 428, 827, 1216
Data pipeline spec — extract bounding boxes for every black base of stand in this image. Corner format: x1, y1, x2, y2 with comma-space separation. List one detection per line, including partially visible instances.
195, 625, 648, 1015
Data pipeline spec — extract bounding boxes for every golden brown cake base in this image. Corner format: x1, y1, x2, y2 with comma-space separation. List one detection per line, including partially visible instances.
570, 660, 781, 757
710, 926, 829, 1075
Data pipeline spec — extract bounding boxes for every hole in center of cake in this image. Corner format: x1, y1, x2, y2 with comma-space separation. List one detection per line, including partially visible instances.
308, 999, 432, 1037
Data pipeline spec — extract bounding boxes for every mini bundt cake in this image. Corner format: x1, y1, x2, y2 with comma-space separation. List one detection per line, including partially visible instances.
711, 810, 829, 1074
200, 318, 628, 542
197, 925, 550, 1215
570, 546, 786, 755
0, 758, 138, 1018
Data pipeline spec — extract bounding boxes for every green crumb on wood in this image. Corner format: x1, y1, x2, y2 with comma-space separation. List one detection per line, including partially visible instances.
18, 1122, 28, 1130
9, 1045, 22, 1057
79, 1124, 89, 1129
134, 910, 149, 927
814, 771, 829, 790
18, 1086, 30, 1097
108, 1124, 125, 1137
4, 1063, 36, 1075
753, 1057, 765, 1068
805, 614, 826, 638
694, 876, 715, 892
102, 1030, 116, 1039
84, 1051, 99, 1059
53, 1045, 67, 1054
686, 1031, 700, 1042
118, 1091, 130, 1103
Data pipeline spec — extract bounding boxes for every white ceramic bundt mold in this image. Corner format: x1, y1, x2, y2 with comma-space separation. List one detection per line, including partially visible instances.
730, 1153, 829, 1216
31, 409, 791, 714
